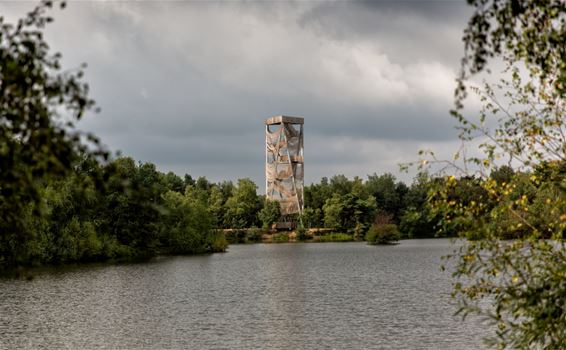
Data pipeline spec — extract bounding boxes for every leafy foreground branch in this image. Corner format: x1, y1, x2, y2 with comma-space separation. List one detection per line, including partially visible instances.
413, 0, 566, 346
427, 68, 565, 349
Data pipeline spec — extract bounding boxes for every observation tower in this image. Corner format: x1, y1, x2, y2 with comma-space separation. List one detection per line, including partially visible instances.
265, 116, 304, 226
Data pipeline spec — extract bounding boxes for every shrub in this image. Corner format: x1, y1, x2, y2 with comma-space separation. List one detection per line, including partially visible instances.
258, 200, 280, 231
366, 224, 400, 245
272, 233, 289, 243
246, 228, 263, 242
208, 230, 228, 252
296, 223, 308, 241
317, 233, 353, 242
222, 229, 246, 244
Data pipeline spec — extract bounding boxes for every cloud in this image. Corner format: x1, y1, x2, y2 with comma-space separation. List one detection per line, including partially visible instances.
1, 1, 476, 188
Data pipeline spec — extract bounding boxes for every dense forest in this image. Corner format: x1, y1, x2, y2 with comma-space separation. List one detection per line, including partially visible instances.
2, 142, 537, 271
0, 155, 227, 270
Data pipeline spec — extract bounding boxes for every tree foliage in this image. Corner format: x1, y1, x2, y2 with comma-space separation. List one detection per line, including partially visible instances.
366, 224, 400, 245
322, 192, 377, 238
223, 178, 261, 229
414, 1, 566, 347
1, 156, 229, 270
0, 1, 109, 267
457, 0, 566, 107
258, 199, 280, 231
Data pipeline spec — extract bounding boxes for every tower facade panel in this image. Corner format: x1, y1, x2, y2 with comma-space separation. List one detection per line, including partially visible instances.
265, 116, 304, 216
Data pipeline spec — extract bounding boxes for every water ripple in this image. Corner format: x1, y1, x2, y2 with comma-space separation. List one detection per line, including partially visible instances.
0, 239, 489, 349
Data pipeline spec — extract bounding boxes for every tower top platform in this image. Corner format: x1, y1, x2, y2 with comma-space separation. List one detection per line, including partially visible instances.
265, 115, 304, 125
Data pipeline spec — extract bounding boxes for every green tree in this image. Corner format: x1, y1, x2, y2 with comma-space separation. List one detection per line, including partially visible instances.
457, 0, 566, 106
184, 183, 209, 205
224, 178, 261, 229
399, 173, 441, 239
208, 185, 226, 228
366, 224, 400, 245
365, 173, 405, 221
415, 1, 566, 344
322, 193, 343, 230
258, 199, 280, 231
30, 166, 101, 264
323, 193, 377, 237
301, 207, 323, 229
489, 165, 515, 185
160, 189, 220, 254
0, 1, 107, 269
195, 176, 211, 193
329, 174, 352, 196
100, 158, 161, 256
217, 180, 235, 202
183, 174, 195, 188
161, 171, 184, 193
423, 71, 565, 346
304, 177, 332, 227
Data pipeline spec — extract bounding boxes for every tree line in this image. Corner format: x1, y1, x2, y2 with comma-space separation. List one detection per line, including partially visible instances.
0, 155, 230, 270
4, 142, 552, 271
301, 165, 554, 241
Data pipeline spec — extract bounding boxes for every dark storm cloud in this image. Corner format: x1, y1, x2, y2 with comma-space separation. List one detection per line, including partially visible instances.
0, 1, 475, 186
353, 0, 471, 20
298, 1, 472, 66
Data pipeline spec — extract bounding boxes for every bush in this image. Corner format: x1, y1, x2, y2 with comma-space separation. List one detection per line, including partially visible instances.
246, 228, 263, 242
366, 224, 400, 245
296, 223, 308, 241
317, 233, 353, 242
272, 233, 289, 243
258, 200, 280, 231
208, 230, 228, 252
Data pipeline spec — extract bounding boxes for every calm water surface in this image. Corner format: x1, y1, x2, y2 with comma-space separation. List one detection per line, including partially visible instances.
0, 239, 490, 349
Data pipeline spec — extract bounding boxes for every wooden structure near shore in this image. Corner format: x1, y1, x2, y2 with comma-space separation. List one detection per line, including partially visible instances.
265, 116, 304, 229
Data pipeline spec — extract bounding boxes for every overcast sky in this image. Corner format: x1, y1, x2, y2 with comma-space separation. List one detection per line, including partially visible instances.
2, 1, 477, 188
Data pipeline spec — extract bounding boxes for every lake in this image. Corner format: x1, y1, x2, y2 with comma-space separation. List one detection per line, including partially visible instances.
0, 239, 490, 349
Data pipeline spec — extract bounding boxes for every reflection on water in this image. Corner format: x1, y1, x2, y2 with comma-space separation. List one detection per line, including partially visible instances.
0, 239, 489, 349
